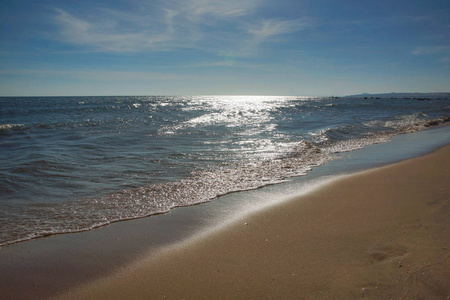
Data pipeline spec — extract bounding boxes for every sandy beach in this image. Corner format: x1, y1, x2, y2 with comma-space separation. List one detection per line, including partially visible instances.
57, 144, 450, 299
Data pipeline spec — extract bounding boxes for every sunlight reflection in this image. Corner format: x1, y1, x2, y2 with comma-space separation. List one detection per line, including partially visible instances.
158, 95, 316, 162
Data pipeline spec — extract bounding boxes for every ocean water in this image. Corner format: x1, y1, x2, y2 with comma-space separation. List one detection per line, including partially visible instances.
0, 95, 449, 247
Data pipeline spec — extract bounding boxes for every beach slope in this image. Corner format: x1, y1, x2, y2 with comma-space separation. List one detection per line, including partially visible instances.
60, 145, 450, 299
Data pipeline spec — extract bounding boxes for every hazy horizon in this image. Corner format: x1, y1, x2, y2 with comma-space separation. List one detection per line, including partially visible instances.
1, 92, 450, 98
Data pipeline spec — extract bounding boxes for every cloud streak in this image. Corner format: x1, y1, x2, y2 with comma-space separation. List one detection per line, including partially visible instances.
181, 0, 260, 20
51, 0, 310, 55
53, 8, 174, 52
248, 18, 311, 42
413, 45, 450, 64
0, 68, 185, 81
412, 46, 450, 55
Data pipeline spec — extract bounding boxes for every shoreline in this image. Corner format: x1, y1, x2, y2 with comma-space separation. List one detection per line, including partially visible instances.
0, 127, 448, 300
59, 145, 450, 299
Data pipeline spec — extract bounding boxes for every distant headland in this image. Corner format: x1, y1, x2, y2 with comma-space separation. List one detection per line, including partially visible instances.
346, 92, 450, 100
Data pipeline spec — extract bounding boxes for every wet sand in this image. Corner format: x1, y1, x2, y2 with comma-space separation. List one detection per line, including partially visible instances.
59, 145, 450, 299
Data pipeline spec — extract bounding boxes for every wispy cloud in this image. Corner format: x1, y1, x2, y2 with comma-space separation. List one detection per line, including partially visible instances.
247, 18, 311, 42
412, 45, 450, 55
181, 0, 260, 20
412, 45, 450, 64
186, 60, 263, 68
0, 68, 185, 81
53, 8, 174, 52
51, 0, 309, 55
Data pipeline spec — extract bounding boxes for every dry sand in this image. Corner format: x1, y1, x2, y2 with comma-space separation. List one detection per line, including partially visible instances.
59, 145, 450, 299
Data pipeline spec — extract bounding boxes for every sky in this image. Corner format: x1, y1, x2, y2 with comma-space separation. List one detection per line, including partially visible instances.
0, 0, 449, 96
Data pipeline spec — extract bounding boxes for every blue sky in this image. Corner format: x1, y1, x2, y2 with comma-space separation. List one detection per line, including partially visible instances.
1, 0, 449, 96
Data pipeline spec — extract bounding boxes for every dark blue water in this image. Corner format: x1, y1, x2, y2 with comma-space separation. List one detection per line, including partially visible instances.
0, 95, 449, 246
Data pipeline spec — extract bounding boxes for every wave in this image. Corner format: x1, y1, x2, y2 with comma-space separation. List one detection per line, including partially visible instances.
317, 115, 450, 154
0, 123, 25, 133
0, 139, 331, 247
1, 116, 449, 247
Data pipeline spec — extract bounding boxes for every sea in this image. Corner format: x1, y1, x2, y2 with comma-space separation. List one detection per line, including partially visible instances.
0, 95, 449, 247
